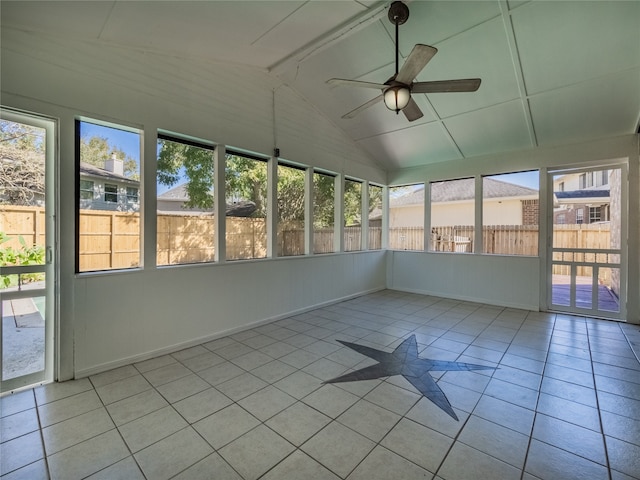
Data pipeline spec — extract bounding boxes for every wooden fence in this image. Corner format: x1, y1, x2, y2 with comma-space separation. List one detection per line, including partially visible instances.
1, 206, 612, 271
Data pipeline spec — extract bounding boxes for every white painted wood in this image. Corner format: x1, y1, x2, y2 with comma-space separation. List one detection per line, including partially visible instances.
389, 251, 540, 311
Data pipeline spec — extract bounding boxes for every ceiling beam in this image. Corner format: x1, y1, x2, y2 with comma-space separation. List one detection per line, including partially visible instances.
498, 1, 537, 148
268, 1, 389, 75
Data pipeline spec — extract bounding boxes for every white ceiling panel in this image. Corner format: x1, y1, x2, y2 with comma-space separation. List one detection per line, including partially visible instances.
2, 0, 638, 172
530, 68, 640, 146
512, 0, 640, 94
423, 17, 520, 119
444, 100, 533, 158
358, 122, 462, 169
101, 1, 304, 67
256, 1, 366, 53
1, 1, 114, 38
389, 0, 501, 57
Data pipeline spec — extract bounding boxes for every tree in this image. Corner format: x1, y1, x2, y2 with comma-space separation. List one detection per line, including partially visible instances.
0, 120, 45, 205
157, 139, 214, 209
80, 135, 139, 180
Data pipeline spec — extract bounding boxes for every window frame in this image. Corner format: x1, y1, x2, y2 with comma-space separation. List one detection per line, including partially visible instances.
104, 183, 118, 203
79, 179, 94, 200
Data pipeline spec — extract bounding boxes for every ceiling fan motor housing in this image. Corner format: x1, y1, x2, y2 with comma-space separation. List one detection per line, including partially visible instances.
388, 1, 409, 26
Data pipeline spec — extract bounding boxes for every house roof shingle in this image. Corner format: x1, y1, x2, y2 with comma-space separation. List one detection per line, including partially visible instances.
80, 161, 138, 185
391, 178, 538, 207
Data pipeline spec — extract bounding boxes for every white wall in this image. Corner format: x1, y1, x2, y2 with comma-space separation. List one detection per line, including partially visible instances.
1, 28, 388, 379
73, 252, 386, 377
388, 251, 540, 310
388, 135, 640, 323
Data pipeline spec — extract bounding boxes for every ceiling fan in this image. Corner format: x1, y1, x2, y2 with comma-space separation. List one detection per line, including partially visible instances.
327, 1, 481, 122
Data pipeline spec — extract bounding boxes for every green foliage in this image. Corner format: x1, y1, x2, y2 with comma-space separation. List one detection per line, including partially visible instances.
225, 155, 268, 217
0, 120, 45, 152
313, 173, 335, 228
157, 139, 215, 209
0, 232, 45, 288
156, 142, 379, 225
80, 135, 139, 180
277, 165, 305, 222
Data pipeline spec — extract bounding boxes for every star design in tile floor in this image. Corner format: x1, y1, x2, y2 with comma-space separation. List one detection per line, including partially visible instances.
325, 334, 497, 420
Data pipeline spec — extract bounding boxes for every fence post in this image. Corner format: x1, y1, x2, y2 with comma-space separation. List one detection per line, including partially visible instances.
110, 212, 115, 269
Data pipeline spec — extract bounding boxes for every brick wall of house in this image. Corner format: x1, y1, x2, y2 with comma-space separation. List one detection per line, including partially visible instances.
522, 199, 539, 225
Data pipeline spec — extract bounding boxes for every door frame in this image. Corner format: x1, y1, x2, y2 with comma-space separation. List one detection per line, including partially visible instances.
1, 107, 58, 393
546, 163, 628, 320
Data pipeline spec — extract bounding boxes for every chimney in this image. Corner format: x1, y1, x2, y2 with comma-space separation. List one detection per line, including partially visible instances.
105, 153, 124, 176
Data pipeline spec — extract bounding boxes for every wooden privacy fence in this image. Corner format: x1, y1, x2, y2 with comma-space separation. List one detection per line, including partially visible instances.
0, 205, 46, 252
1, 206, 612, 270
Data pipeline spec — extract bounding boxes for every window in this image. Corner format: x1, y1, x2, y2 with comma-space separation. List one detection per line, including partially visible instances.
602, 170, 609, 185
156, 135, 215, 266
482, 171, 539, 255
576, 208, 584, 224
277, 162, 306, 257
225, 152, 267, 260
579, 174, 586, 189
558, 181, 564, 192
80, 180, 94, 200
589, 206, 601, 223
313, 171, 335, 254
104, 183, 118, 203
389, 184, 424, 250
430, 178, 474, 252
368, 184, 383, 250
77, 120, 141, 272
126, 187, 139, 204
344, 179, 362, 252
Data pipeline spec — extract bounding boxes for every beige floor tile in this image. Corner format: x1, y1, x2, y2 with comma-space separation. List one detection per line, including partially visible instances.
301, 421, 375, 478
134, 427, 213, 480
218, 425, 295, 480
266, 401, 331, 446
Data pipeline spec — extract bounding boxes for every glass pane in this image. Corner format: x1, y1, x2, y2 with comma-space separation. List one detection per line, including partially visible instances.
482, 171, 538, 255
389, 184, 424, 250
551, 265, 571, 306
598, 267, 620, 312
575, 266, 593, 309
313, 172, 335, 254
277, 164, 305, 257
225, 154, 267, 260
368, 184, 383, 250
430, 179, 474, 252
344, 179, 362, 252
156, 136, 215, 266
2, 294, 46, 380
78, 121, 141, 271
553, 168, 619, 250
1, 116, 50, 386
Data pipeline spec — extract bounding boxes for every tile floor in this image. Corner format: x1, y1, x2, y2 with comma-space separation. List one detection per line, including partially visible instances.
2, 290, 640, 480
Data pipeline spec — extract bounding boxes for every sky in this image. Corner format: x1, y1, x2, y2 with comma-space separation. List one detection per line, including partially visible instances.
80, 121, 184, 195
80, 121, 539, 195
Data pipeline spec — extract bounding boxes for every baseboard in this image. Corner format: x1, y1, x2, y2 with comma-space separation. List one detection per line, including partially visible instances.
388, 286, 539, 312
75, 286, 385, 379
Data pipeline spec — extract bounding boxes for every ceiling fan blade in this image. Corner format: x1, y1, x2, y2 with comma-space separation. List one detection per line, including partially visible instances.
395, 44, 438, 85
402, 97, 424, 122
327, 78, 387, 90
342, 94, 384, 119
412, 78, 482, 93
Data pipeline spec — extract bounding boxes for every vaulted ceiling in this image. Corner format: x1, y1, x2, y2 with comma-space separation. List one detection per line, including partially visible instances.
3, 1, 639, 171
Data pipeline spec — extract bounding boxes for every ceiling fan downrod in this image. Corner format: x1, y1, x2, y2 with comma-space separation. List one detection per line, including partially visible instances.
388, 1, 409, 77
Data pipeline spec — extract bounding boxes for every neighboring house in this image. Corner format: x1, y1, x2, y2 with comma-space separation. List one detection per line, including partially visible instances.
79, 157, 139, 212
157, 182, 256, 217
157, 183, 213, 214
389, 178, 539, 228
553, 170, 610, 224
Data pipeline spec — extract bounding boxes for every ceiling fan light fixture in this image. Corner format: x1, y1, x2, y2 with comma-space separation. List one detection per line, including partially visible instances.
383, 85, 411, 113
